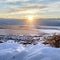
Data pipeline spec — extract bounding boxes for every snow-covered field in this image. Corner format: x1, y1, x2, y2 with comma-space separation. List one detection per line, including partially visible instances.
0, 29, 39, 36
0, 28, 60, 60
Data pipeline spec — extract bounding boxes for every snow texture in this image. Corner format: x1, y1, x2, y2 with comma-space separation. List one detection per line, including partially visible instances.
0, 43, 60, 60
0, 29, 60, 60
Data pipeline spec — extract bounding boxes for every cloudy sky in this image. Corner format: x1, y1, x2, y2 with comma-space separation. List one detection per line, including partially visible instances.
0, 0, 60, 19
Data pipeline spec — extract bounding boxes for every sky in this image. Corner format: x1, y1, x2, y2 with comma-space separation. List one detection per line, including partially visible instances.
0, 0, 60, 19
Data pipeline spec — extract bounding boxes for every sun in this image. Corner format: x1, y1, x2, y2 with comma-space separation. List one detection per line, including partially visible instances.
28, 15, 34, 21
26, 15, 36, 28
26, 15, 35, 24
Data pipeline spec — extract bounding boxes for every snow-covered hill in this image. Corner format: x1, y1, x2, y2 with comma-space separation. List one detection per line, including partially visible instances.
0, 28, 60, 60
0, 43, 60, 60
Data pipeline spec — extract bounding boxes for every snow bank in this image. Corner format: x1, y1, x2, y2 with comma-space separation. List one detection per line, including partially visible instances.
24, 44, 60, 60
0, 43, 60, 60
0, 43, 25, 60
0, 43, 25, 51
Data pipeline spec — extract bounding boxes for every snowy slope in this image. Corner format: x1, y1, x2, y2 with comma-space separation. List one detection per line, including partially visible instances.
0, 43, 25, 60
0, 43, 60, 60
0, 29, 60, 60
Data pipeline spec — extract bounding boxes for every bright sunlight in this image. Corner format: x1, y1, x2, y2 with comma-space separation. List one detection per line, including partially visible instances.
28, 15, 34, 21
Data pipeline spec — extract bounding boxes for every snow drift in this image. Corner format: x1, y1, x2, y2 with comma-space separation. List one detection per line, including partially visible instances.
0, 43, 60, 60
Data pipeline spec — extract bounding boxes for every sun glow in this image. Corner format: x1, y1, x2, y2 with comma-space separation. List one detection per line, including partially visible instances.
28, 15, 34, 21
25, 15, 34, 26
25, 15, 36, 29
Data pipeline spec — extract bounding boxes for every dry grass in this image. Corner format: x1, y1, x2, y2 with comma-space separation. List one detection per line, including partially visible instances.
43, 34, 60, 48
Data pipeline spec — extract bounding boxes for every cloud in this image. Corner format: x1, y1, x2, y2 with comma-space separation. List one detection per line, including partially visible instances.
0, 0, 29, 2
39, 2, 60, 14
0, 0, 60, 18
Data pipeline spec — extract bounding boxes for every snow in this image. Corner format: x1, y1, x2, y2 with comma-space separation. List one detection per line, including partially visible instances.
24, 44, 60, 60
39, 29, 60, 34
7, 40, 15, 43
0, 29, 39, 36
0, 29, 60, 60
0, 42, 60, 60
